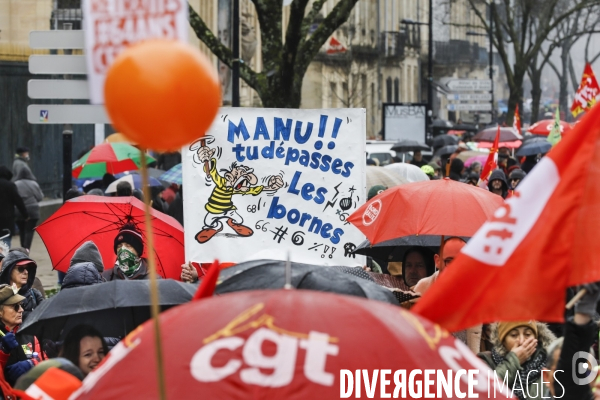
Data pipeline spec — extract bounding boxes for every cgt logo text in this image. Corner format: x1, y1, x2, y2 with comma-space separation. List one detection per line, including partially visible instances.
339, 368, 570, 399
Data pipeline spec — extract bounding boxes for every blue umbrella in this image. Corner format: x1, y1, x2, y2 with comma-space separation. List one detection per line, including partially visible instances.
105, 174, 162, 193
159, 163, 182, 185
516, 138, 552, 157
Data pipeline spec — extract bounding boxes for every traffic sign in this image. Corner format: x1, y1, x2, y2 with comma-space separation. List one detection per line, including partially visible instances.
28, 80, 89, 99
444, 79, 492, 92
446, 93, 492, 101
27, 105, 109, 124
29, 30, 84, 49
29, 55, 87, 75
447, 103, 492, 111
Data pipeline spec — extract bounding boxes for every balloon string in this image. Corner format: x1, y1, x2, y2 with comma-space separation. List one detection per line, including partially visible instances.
140, 150, 167, 400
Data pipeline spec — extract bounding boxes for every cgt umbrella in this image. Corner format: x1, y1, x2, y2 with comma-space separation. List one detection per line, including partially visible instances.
390, 140, 429, 152
383, 163, 429, 183
215, 259, 398, 305
105, 174, 163, 193
433, 144, 457, 157
432, 134, 458, 148
70, 290, 498, 399
36, 195, 184, 279
516, 137, 552, 156
527, 119, 571, 136
473, 127, 521, 142
159, 163, 182, 184
347, 178, 504, 245
366, 166, 408, 189
19, 280, 197, 341
72, 143, 156, 179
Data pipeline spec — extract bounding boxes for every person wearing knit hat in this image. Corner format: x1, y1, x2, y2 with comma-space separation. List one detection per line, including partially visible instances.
101, 223, 159, 281
367, 185, 387, 200
478, 321, 556, 400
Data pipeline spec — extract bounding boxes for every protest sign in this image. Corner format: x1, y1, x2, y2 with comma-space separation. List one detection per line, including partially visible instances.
82, 0, 188, 104
183, 108, 366, 266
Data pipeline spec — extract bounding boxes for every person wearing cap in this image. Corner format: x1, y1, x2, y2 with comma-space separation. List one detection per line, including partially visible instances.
367, 185, 387, 201
420, 165, 435, 180
102, 223, 159, 281
0, 284, 44, 385
0, 251, 43, 322
478, 321, 556, 399
12, 147, 35, 184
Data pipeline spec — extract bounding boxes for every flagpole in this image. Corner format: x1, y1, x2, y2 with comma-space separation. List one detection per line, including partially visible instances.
565, 289, 586, 310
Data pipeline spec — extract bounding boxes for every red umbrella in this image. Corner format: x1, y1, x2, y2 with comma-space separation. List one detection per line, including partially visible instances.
347, 179, 504, 245
70, 290, 501, 399
36, 196, 184, 279
477, 140, 521, 149
527, 119, 571, 136
473, 126, 521, 142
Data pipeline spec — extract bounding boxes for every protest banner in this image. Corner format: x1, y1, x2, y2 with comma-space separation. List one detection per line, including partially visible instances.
82, 0, 189, 104
183, 108, 367, 266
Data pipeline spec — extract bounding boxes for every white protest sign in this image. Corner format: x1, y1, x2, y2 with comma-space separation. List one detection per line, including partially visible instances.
82, 0, 188, 104
183, 108, 366, 266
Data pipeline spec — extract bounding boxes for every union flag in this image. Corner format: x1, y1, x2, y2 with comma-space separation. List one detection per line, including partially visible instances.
571, 63, 600, 117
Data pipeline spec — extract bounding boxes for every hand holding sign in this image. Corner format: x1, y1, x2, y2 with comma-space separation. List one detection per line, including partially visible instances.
197, 146, 216, 164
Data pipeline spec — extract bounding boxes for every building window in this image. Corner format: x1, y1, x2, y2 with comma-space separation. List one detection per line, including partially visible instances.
330, 82, 337, 108
386, 77, 392, 103
394, 78, 400, 102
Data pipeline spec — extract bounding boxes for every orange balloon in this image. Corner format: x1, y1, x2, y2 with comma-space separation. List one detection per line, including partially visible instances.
104, 39, 221, 151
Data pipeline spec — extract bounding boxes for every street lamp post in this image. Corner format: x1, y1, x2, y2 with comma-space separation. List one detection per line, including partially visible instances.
401, 3, 433, 132
466, 2, 494, 122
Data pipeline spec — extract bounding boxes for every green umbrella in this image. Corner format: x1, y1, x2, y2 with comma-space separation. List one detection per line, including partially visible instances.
72, 143, 156, 179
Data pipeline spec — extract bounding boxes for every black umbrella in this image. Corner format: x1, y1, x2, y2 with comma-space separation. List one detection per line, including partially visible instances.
432, 134, 458, 148
432, 119, 452, 128
19, 280, 197, 341
390, 140, 430, 153
516, 138, 552, 157
354, 235, 471, 261
216, 259, 399, 305
434, 145, 458, 157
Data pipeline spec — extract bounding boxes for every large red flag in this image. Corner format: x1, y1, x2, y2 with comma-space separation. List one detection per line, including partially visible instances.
413, 103, 600, 332
571, 63, 600, 117
479, 125, 499, 182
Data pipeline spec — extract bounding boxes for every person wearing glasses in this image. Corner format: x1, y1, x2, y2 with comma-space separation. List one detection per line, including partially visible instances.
0, 284, 44, 385
0, 251, 44, 322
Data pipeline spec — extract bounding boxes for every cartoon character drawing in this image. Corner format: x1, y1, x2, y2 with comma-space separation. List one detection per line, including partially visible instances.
194, 145, 285, 243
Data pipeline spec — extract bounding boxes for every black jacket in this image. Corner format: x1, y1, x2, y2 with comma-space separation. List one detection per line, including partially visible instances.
61, 262, 105, 290
0, 166, 28, 233
550, 318, 595, 400
487, 169, 509, 199
102, 259, 161, 281
0, 252, 44, 322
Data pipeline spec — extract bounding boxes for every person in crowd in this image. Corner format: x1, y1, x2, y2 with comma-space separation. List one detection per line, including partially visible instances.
151, 187, 167, 214
59, 325, 107, 378
542, 282, 600, 399
132, 189, 144, 202
478, 321, 556, 400
0, 166, 28, 249
499, 147, 518, 169
521, 155, 538, 174
421, 165, 435, 180
87, 188, 104, 196
13, 167, 43, 251
509, 168, 526, 189
488, 169, 509, 199
8, 249, 44, 299
428, 161, 441, 179
367, 185, 387, 201
0, 284, 44, 385
157, 151, 181, 171
116, 182, 133, 197
101, 173, 116, 192
12, 147, 35, 183
61, 242, 105, 290
0, 252, 44, 321
64, 188, 82, 201
401, 247, 435, 288
449, 158, 465, 181
468, 161, 482, 176
102, 223, 157, 281
167, 186, 184, 226
463, 172, 479, 186
410, 151, 427, 168
414, 238, 466, 295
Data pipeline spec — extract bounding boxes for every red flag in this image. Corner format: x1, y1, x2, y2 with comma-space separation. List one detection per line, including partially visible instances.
513, 104, 522, 137
192, 260, 220, 301
571, 63, 600, 117
326, 37, 346, 54
479, 125, 499, 182
413, 103, 600, 332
